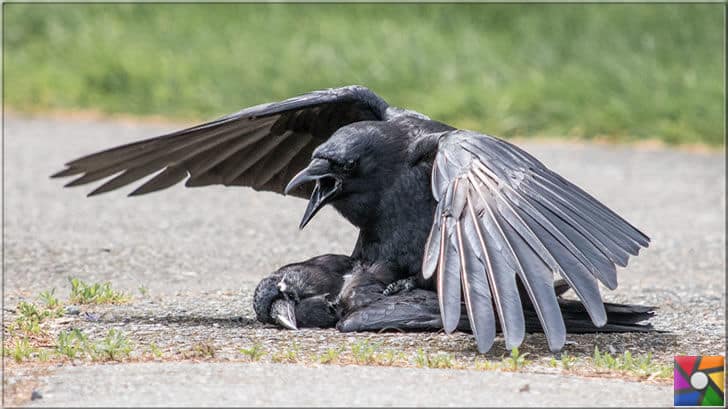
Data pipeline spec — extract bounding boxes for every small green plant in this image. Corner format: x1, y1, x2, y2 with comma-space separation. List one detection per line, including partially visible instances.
56, 328, 89, 359
69, 277, 130, 304
138, 285, 149, 297
375, 349, 405, 366
271, 342, 300, 363
93, 329, 133, 361
351, 340, 382, 365
15, 301, 49, 333
240, 343, 266, 362
149, 342, 163, 359
10, 292, 66, 336
502, 348, 530, 371
9, 338, 36, 363
474, 358, 501, 371
38, 288, 61, 309
316, 346, 344, 364
550, 352, 577, 370
592, 347, 671, 378
37, 348, 51, 362
14, 316, 41, 335
413, 348, 428, 368
412, 348, 455, 369
12, 301, 63, 335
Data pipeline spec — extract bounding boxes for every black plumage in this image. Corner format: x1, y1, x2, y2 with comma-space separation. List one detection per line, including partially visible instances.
53, 85, 651, 353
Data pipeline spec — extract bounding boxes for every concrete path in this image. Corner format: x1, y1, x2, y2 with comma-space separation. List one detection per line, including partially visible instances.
25, 362, 672, 407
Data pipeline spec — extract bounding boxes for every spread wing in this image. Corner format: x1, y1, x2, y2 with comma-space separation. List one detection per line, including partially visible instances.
421, 130, 650, 353
52, 85, 388, 199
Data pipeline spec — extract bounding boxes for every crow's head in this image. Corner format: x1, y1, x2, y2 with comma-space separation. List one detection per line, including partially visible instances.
253, 255, 351, 330
284, 122, 405, 228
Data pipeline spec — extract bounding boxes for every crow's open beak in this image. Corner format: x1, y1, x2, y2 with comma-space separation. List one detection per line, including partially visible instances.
270, 298, 298, 330
284, 159, 342, 229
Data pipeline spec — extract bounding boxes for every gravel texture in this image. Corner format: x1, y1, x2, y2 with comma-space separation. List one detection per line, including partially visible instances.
3, 114, 725, 406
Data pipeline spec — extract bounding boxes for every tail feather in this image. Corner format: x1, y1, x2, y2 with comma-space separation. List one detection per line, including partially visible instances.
525, 299, 657, 333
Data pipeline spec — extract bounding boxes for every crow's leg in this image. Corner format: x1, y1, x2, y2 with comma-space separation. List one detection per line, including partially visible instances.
253, 254, 353, 329
333, 261, 402, 318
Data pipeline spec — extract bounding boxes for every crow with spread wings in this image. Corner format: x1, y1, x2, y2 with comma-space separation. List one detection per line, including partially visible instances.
53, 85, 653, 353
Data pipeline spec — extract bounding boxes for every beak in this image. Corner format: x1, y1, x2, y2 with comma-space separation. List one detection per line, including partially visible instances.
270, 298, 298, 330
284, 159, 342, 229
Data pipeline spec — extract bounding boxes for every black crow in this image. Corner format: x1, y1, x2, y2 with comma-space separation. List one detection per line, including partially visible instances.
53, 85, 650, 353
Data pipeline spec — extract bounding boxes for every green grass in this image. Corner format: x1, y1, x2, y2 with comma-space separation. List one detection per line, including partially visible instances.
94, 329, 134, 361
55, 329, 89, 360
239, 343, 267, 362
316, 346, 344, 365
7, 338, 36, 363
413, 348, 456, 369
56, 328, 134, 361
68, 277, 130, 305
3, 4, 723, 145
351, 340, 383, 365
592, 346, 672, 378
503, 347, 531, 371
12, 297, 64, 335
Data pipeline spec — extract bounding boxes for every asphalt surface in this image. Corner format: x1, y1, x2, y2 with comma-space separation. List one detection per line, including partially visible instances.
3, 114, 726, 406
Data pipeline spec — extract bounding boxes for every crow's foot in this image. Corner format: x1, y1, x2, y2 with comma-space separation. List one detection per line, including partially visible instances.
382, 276, 417, 296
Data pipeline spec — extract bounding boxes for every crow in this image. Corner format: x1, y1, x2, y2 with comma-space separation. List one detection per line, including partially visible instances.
52, 85, 651, 353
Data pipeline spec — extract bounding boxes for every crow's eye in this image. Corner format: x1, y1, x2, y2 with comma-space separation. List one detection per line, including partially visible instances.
342, 160, 356, 172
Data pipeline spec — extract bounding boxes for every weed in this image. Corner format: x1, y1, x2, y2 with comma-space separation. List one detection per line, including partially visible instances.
56, 328, 89, 359
69, 277, 129, 304
37, 348, 51, 362
593, 347, 672, 378
138, 285, 149, 297
12, 300, 58, 335
93, 329, 133, 361
502, 348, 530, 371
240, 343, 266, 362
9, 338, 36, 363
351, 340, 382, 365
38, 288, 61, 309
413, 348, 455, 369
316, 346, 344, 365
552, 351, 577, 370
474, 358, 501, 371
375, 349, 406, 366
149, 342, 163, 359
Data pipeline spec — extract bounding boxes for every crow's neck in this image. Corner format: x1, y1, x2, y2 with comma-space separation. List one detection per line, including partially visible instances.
343, 163, 436, 275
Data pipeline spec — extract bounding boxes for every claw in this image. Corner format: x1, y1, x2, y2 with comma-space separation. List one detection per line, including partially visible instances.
383, 277, 417, 296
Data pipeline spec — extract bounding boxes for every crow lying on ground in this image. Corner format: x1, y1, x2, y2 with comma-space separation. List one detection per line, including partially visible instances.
254, 254, 655, 337
53, 85, 651, 353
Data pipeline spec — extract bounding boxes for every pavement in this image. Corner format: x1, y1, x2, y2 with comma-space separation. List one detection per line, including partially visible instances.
2, 113, 726, 407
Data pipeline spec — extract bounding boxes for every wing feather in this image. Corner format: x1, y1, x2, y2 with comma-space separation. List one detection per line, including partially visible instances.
53, 85, 388, 198
423, 130, 649, 352
460, 197, 496, 353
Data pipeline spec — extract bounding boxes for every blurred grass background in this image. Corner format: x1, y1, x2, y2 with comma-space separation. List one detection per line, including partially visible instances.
3, 3, 724, 145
